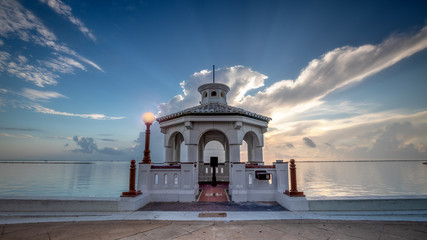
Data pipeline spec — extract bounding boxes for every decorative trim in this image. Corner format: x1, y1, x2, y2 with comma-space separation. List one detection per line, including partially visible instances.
245, 164, 276, 168
185, 121, 193, 130
151, 165, 181, 169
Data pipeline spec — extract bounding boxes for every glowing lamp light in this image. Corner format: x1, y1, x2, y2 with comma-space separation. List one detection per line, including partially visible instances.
142, 112, 155, 124
141, 112, 155, 164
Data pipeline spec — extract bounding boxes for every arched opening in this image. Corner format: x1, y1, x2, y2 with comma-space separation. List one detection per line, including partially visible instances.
211, 91, 217, 97
242, 131, 262, 163
180, 141, 187, 162
166, 132, 185, 163
198, 130, 230, 183
240, 140, 248, 162
203, 141, 225, 164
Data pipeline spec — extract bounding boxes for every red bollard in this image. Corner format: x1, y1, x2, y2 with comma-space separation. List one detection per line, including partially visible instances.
285, 159, 305, 197
121, 160, 142, 197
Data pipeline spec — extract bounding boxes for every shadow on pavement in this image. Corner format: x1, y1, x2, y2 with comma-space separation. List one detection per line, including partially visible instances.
138, 202, 288, 211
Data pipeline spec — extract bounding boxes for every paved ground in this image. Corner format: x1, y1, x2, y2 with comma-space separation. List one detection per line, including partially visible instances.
1, 219, 426, 239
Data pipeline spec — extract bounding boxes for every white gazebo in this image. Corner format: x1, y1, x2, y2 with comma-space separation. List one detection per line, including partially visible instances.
136, 80, 308, 210
156, 82, 271, 182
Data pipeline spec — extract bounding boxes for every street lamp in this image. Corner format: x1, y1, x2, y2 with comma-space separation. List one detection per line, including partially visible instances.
142, 112, 155, 164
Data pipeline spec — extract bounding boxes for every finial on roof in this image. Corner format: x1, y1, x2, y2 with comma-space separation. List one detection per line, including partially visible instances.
213, 65, 215, 83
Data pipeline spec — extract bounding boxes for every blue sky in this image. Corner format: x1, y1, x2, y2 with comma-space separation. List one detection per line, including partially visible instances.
1, 0, 427, 161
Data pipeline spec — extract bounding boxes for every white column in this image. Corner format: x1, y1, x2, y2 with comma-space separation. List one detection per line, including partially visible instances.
274, 161, 289, 192
173, 144, 181, 162
229, 144, 240, 163
229, 162, 247, 202
254, 146, 263, 163
249, 143, 255, 162
137, 163, 152, 193
165, 146, 173, 163
186, 144, 198, 162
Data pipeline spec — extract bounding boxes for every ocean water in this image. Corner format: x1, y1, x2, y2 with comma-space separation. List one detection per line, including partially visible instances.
0, 161, 129, 197
297, 161, 427, 197
0, 160, 426, 198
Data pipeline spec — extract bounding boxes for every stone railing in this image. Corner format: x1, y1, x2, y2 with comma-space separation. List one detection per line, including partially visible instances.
137, 160, 290, 204
137, 162, 198, 202
198, 162, 230, 182
229, 161, 289, 202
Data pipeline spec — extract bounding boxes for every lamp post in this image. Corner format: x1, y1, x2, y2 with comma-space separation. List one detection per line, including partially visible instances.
142, 112, 155, 164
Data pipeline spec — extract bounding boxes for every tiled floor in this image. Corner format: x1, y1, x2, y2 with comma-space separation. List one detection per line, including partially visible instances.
198, 183, 229, 202
139, 182, 287, 211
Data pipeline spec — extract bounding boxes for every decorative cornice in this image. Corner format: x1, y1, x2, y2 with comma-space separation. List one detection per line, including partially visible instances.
198, 83, 230, 93
157, 103, 271, 123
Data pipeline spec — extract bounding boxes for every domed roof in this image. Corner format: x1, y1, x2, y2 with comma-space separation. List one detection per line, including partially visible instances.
157, 102, 271, 123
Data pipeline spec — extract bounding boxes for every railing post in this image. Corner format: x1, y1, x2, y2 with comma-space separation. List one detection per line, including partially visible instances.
121, 160, 142, 197
285, 159, 305, 197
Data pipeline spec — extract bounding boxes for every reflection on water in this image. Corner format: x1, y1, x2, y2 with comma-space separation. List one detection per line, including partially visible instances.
0, 160, 426, 197
297, 161, 427, 197
0, 161, 129, 197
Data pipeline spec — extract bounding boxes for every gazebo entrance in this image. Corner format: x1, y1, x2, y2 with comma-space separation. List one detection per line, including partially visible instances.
198, 130, 230, 184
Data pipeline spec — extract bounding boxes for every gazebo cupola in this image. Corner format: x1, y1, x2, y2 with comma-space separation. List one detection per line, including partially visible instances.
198, 83, 230, 105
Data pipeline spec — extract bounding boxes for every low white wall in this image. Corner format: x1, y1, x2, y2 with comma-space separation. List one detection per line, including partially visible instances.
138, 163, 198, 203
308, 195, 427, 211
245, 168, 277, 202
230, 162, 289, 202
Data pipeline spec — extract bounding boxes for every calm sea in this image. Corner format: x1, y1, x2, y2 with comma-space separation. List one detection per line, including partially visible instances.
0, 160, 426, 198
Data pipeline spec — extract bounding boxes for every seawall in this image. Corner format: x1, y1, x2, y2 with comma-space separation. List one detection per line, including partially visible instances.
0, 195, 149, 212
307, 195, 427, 211
1, 195, 426, 212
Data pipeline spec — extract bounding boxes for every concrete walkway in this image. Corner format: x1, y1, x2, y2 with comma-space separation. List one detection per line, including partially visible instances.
1, 210, 427, 225
1, 219, 426, 239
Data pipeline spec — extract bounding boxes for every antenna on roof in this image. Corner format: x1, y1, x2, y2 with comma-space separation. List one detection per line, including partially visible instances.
213, 65, 215, 83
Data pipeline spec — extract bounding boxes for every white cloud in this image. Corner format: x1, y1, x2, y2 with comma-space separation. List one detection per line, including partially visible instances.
0, 0, 102, 80
157, 65, 267, 116
43, 56, 86, 73
40, 0, 96, 41
0, 52, 95, 87
3, 56, 59, 87
30, 104, 126, 120
77, 57, 103, 72
0, 132, 39, 139
158, 26, 427, 161
264, 110, 427, 161
159, 26, 427, 118
0, 0, 57, 47
237, 26, 427, 116
21, 88, 67, 101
